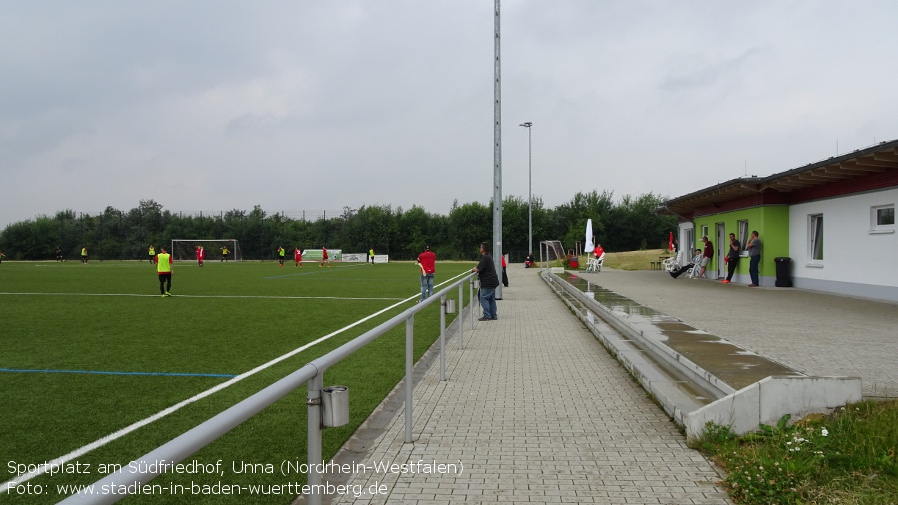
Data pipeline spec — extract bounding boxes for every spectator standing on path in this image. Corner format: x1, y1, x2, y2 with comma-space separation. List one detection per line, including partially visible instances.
416, 245, 436, 301
722, 233, 741, 284
746, 230, 762, 287
471, 241, 500, 321
698, 236, 713, 278
156, 246, 173, 297
501, 254, 508, 288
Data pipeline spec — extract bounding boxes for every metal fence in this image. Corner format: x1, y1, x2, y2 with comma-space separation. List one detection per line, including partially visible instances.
59, 272, 477, 505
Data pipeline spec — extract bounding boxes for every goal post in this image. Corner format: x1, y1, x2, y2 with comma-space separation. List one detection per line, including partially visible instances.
171, 239, 242, 262
539, 240, 566, 268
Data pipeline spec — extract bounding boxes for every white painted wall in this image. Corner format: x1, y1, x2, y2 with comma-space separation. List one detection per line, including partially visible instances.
789, 188, 898, 300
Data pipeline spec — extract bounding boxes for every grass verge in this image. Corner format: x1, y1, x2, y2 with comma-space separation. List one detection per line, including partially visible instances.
693, 400, 898, 504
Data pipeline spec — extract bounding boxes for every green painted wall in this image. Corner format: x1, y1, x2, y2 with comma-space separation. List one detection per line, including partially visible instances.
693, 205, 789, 277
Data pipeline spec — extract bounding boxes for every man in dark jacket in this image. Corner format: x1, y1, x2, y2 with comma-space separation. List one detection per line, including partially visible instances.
472, 241, 500, 321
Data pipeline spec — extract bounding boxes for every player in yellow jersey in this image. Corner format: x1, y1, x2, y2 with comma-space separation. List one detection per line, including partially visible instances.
156, 246, 173, 297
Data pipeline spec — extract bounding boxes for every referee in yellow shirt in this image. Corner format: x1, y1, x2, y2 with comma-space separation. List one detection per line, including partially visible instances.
156, 246, 173, 297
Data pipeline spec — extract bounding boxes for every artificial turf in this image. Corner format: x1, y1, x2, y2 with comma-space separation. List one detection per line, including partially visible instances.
0, 259, 474, 504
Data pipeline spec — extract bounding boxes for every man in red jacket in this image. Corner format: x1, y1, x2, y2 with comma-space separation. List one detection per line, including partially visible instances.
416, 245, 436, 301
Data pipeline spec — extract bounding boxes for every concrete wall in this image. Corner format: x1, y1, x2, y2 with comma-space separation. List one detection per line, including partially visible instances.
789, 188, 898, 301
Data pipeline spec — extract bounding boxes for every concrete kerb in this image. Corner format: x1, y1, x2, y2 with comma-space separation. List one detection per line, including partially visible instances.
545, 269, 863, 442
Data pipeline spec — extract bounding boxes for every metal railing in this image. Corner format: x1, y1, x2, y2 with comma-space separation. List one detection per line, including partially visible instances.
59, 272, 477, 505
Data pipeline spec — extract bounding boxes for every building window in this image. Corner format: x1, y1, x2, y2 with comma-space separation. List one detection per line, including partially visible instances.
737, 220, 749, 256
871, 205, 895, 233
701, 225, 708, 240
810, 214, 824, 261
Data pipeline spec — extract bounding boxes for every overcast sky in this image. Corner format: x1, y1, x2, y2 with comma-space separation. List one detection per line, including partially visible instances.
3, 1, 897, 230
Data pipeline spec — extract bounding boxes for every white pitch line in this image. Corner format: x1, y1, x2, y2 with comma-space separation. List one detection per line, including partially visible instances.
0, 292, 403, 301
2, 270, 471, 492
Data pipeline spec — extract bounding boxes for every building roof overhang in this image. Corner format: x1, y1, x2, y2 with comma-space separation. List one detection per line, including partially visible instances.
660, 139, 898, 217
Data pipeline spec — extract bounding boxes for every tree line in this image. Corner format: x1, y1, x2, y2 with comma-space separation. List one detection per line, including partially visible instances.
0, 191, 676, 262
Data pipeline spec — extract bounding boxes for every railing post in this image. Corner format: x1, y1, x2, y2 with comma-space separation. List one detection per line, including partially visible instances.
470, 278, 475, 330
440, 294, 446, 381
458, 284, 464, 350
306, 373, 323, 505
404, 315, 414, 443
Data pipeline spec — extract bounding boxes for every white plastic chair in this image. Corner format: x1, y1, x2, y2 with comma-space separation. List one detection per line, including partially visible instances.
687, 260, 702, 279
585, 253, 605, 272
663, 251, 681, 272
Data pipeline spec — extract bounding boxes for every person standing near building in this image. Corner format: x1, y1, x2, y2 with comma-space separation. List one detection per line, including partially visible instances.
81, 246, 88, 265
148, 244, 156, 264
294, 246, 303, 268
501, 254, 508, 288
416, 245, 436, 301
278, 246, 285, 267
698, 236, 713, 278
156, 246, 173, 297
471, 242, 500, 321
746, 231, 762, 287
722, 233, 741, 284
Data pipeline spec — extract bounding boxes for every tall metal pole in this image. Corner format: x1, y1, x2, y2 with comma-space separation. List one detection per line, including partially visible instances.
520, 122, 532, 254
493, 0, 503, 299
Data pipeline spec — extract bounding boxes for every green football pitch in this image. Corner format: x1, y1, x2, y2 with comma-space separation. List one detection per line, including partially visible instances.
0, 259, 475, 504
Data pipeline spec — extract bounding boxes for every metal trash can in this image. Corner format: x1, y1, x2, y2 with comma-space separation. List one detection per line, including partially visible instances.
320, 386, 349, 427
774, 257, 792, 287
445, 299, 456, 314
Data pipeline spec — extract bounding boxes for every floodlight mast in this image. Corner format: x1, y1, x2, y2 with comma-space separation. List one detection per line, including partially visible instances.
520, 122, 532, 254
493, 0, 503, 299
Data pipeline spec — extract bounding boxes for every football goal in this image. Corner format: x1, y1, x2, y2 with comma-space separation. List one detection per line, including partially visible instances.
171, 239, 242, 262
539, 240, 566, 268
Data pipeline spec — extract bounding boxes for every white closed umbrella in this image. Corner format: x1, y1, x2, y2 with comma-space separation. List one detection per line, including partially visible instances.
585, 219, 595, 255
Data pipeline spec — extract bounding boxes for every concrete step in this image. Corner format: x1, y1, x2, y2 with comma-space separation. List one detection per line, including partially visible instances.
545, 270, 861, 441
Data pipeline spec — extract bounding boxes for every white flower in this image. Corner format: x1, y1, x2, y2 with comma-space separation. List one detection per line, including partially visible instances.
821, 428, 829, 437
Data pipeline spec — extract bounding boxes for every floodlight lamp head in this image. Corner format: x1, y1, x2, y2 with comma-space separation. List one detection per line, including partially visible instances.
519, 122, 532, 128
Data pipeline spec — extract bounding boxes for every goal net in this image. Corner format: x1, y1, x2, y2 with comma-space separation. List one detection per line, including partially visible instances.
539, 240, 566, 268
171, 239, 242, 262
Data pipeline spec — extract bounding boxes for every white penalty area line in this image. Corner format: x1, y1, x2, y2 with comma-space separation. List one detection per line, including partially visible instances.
0, 292, 403, 301
2, 269, 471, 492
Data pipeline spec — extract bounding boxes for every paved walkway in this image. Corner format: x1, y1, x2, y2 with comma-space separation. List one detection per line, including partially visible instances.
326, 264, 732, 505
578, 268, 898, 399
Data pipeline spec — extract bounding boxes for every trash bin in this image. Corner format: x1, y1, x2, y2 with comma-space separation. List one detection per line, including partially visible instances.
774, 257, 792, 287
569, 257, 579, 269
320, 386, 349, 427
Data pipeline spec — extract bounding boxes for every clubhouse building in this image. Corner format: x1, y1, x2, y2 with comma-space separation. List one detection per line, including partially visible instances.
658, 138, 898, 302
